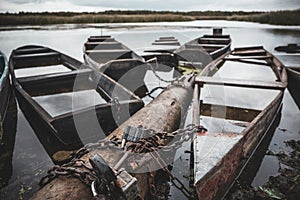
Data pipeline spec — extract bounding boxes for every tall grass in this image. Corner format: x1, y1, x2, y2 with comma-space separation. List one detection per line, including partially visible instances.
0, 10, 299, 26
228, 10, 300, 25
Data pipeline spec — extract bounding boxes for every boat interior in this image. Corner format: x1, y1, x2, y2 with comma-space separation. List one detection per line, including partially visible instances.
192, 46, 287, 195
10, 45, 144, 147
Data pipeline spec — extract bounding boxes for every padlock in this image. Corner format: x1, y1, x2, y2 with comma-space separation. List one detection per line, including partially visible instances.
116, 168, 140, 200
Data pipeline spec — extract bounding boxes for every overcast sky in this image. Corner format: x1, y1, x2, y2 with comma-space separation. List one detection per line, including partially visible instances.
0, 0, 299, 12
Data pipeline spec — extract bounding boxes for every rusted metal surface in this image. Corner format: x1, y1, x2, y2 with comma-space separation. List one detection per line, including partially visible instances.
286, 66, 300, 109
195, 76, 286, 90
194, 46, 287, 200
31, 75, 194, 199
200, 103, 260, 122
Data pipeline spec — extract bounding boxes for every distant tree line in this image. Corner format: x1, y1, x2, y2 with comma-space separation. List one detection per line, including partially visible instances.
0, 9, 299, 26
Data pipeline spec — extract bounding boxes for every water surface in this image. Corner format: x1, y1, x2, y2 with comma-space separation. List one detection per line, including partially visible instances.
0, 20, 299, 199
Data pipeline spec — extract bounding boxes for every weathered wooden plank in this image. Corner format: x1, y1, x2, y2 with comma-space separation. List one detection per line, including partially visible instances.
225, 59, 269, 66
18, 68, 92, 84
84, 42, 123, 50
224, 55, 272, 60
31, 76, 194, 200
195, 76, 286, 90
12, 52, 61, 68
232, 49, 266, 56
200, 103, 261, 122
233, 46, 264, 51
199, 38, 231, 45
193, 83, 200, 126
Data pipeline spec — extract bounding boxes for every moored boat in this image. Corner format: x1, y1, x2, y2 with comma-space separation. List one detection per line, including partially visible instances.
275, 43, 300, 53
84, 36, 148, 96
9, 45, 144, 157
174, 28, 231, 71
31, 75, 195, 200
152, 36, 181, 46
193, 46, 287, 199
286, 66, 300, 109
0, 51, 11, 133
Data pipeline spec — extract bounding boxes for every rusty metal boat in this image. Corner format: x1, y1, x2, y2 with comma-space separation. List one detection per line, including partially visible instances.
286, 66, 300, 109
9, 45, 144, 154
175, 28, 231, 70
192, 46, 287, 199
83, 36, 148, 96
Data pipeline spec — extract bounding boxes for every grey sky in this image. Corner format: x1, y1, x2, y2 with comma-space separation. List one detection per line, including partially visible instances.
0, 0, 299, 12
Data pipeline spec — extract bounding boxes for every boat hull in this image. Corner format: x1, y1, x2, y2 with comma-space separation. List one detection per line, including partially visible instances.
286, 67, 300, 109
0, 52, 11, 126
194, 46, 287, 200
194, 92, 283, 200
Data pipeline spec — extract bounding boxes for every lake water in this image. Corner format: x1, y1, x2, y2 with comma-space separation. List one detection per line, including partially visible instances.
0, 20, 299, 199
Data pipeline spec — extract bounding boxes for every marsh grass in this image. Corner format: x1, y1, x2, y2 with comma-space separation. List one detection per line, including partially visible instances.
0, 10, 299, 26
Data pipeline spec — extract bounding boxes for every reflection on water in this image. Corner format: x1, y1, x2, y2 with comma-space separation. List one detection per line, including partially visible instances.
0, 21, 299, 199
0, 92, 17, 190
34, 90, 107, 117
14, 64, 71, 78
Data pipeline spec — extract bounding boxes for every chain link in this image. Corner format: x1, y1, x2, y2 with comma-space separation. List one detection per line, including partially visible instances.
39, 139, 118, 187
146, 58, 181, 84
40, 124, 207, 199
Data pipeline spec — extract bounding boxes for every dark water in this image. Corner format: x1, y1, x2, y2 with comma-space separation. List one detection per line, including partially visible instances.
0, 21, 299, 199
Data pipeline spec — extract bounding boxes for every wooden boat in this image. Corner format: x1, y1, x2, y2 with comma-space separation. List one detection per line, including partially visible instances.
83, 35, 148, 97
152, 36, 181, 46
275, 43, 300, 53
144, 29, 231, 75
286, 66, 300, 109
174, 28, 231, 70
9, 45, 144, 153
31, 75, 195, 200
0, 51, 11, 126
193, 46, 287, 200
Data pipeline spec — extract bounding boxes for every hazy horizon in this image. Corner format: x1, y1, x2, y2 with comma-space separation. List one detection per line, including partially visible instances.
0, 0, 299, 13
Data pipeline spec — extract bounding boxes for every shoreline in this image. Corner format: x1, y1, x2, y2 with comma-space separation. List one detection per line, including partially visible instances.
0, 9, 299, 26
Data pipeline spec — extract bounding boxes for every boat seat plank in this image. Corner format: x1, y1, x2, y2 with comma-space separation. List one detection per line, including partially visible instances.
200, 103, 261, 122
152, 41, 180, 46
185, 44, 226, 49
226, 59, 269, 66
224, 55, 272, 60
12, 52, 61, 68
84, 42, 124, 50
18, 68, 92, 84
13, 47, 52, 55
200, 38, 231, 41
88, 37, 116, 42
232, 49, 267, 56
195, 76, 286, 90
85, 49, 132, 54
203, 34, 230, 38
233, 46, 264, 51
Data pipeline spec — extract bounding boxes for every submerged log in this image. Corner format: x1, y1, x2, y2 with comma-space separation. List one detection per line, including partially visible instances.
31, 75, 194, 200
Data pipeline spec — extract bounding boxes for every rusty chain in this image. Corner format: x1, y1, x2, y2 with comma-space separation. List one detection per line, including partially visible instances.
39, 124, 206, 199
39, 139, 118, 187
146, 58, 181, 84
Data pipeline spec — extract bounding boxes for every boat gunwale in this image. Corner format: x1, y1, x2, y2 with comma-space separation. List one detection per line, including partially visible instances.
193, 46, 287, 200
0, 51, 12, 122
9, 45, 144, 145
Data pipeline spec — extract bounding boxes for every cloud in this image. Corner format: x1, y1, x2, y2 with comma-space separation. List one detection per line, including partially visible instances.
0, 0, 299, 12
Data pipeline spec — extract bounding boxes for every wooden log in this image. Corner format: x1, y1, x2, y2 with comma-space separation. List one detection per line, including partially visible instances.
31, 75, 194, 200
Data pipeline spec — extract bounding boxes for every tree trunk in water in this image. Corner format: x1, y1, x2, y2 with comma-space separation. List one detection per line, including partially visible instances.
31, 76, 194, 200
